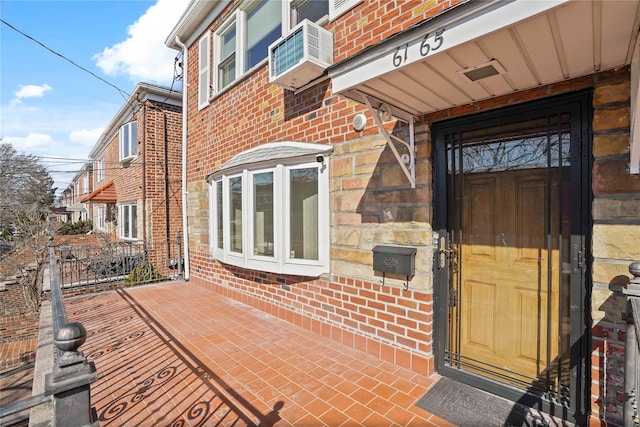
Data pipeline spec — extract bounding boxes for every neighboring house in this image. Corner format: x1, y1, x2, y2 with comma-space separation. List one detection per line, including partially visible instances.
54, 187, 73, 222
65, 163, 93, 223
81, 82, 183, 269
166, 1, 640, 425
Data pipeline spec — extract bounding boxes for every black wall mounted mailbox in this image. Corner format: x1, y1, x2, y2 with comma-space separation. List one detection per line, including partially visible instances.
372, 245, 416, 276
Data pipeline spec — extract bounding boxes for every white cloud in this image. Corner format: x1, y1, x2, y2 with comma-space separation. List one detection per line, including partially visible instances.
70, 128, 105, 147
10, 84, 52, 106
93, 0, 190, 84
4, 133, 54, 151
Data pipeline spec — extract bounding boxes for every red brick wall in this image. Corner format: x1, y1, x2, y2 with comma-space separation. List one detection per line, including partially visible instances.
181, 1, 637, 425
141, 100, 183, 244
89, 98, 182, 253
0, 311, 39, 343
189, 256, 433, 375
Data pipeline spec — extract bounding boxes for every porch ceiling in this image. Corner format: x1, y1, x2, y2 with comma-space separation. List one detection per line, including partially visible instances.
329, 0, 640, 121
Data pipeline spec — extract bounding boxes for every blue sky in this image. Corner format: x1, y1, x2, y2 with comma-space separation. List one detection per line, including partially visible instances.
0, 0, 189, 195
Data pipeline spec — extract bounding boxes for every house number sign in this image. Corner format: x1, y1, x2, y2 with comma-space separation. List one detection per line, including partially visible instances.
392, 28, 445, 68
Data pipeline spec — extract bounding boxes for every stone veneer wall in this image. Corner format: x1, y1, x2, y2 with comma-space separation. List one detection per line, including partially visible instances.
186, 121, 437, 375
589, 74, 640, 426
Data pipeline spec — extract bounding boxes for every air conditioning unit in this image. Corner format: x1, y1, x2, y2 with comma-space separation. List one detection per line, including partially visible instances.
268, 19, 333, 91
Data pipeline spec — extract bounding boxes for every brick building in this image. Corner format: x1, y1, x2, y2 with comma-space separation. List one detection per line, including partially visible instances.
166, 1, 640, 425
81, 82, 183, 264
62, 163, 93, 223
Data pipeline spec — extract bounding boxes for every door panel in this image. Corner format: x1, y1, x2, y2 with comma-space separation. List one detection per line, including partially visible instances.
458, 168, 561, 382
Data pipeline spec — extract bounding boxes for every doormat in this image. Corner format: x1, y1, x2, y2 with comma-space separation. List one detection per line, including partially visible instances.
415, 377, 551, 427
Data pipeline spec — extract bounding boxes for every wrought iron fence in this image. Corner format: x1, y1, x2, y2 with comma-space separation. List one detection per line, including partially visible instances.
624, 261, 640, 427
0, 239, 99, 426
55, 235, 183, 289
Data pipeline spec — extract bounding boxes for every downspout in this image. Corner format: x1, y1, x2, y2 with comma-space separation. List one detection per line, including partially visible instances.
175, 35, 190, 280
141, 101, 147, 242
164, 113, 171, 259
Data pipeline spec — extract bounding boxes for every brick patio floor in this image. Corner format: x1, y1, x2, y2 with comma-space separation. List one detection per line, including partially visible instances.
65, 281, 450, 426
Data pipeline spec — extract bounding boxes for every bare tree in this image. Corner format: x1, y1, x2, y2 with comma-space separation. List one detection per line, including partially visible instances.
0, 144, 55, 310
0, 143, 55, 235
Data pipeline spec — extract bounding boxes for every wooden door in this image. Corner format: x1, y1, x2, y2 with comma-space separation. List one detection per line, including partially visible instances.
455, 168, 565, 385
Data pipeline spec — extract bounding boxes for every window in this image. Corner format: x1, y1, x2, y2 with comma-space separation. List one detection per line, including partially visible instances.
217, 19, 237, 90
229, 175, 243, 253
96, 157, 105, 182
215, 180, 224, 250
291, 0, 329, 26
213, 1, 284, 92
198, 34, 210, 109
253, 172, 274, 256
120, 203, 137, 239
209, 142, 331, 276
288, 167, 318, 260
119, 121, 137, 161
209, 1, 332, 94
82, 174, 89, 194
97, 206, 105, 230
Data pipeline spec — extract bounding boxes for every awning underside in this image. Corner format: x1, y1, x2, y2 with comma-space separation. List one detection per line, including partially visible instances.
329, 0, 640, 173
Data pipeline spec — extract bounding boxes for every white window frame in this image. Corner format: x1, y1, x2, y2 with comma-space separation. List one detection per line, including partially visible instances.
119, 121, 137, 162
209, 157, 329, 277
96, 157, 105, 182
97, 206, 106, 230
290, 0, 329, 27
119, 203, 138, 240
213, 1, 294, 94
198, 33, 210, 109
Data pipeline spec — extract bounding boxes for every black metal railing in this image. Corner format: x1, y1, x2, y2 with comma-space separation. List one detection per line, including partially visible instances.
0, 234, 184, 425
624, 261, 640, 427
0, 239, 99, 426
56, 234, 183, 289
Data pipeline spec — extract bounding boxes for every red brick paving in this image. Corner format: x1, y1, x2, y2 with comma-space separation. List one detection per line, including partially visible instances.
65, 281, 447, 426
0, 364, 34, 407
0, 339, 36, 371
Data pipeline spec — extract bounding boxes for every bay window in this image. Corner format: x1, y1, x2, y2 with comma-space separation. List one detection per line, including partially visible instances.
209, 142, 331, 276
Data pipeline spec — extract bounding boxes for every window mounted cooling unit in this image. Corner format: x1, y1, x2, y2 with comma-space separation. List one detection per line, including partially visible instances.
268, 19, 333, 91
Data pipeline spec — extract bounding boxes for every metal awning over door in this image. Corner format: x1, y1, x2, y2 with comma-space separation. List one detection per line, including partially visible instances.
329, 0, 640, 171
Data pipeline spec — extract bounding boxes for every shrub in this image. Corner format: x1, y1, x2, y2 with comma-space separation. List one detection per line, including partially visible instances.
57, 220, 93, 235
124, 262, 165, 287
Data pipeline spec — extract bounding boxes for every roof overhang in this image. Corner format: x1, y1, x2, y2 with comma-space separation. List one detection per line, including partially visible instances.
166, 1, 230, 50
80, 181, 116, 204
89, 83, 182, 158
329, 0, 640, 171
66, 203, 86, 212
205, 142, 334, 181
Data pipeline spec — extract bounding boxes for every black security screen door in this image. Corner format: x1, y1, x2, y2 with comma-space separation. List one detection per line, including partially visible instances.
433, 92, 591, 424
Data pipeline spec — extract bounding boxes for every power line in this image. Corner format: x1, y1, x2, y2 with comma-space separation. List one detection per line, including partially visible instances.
0, 18, 131, 102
